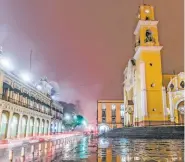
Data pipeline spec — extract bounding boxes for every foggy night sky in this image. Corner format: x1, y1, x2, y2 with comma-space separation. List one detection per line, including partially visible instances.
0, 0, 183, 123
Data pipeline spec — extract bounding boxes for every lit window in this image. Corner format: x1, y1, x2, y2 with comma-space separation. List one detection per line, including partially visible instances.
112, 104, 116, 117
120, 104, 125, 117
102, 104, 106, 110
112, 104, 116, 110
121, 104, 124, 110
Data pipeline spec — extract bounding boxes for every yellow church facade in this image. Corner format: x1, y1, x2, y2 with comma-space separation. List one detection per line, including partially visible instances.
123, 5, 184, 126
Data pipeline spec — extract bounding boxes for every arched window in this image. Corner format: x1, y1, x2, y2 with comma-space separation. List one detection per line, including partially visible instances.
102, 104, 106, 121
180, 81, 184, 88
102, 104, 106, 110
120, 104, 125, 117
112, 104, 116, 117
170, 83, 174, 90
112, 104, 116, 110
145, 29, 155, 43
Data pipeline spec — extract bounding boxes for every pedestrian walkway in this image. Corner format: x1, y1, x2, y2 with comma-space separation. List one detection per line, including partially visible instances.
0, 132, 82, 149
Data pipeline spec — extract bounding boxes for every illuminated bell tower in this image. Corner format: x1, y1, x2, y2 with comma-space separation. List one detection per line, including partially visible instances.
134, 5, 166, 126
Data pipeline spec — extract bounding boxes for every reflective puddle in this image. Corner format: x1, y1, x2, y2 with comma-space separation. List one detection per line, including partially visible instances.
0, 136, 184, 162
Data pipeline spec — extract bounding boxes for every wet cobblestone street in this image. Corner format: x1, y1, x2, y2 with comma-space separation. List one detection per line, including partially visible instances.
0, 135, 183, 162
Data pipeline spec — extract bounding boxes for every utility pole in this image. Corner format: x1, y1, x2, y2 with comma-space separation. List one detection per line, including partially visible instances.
30, 49, 32, 73
0, 46, 3, 55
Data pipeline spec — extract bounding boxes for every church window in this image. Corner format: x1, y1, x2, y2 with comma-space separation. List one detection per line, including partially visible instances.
102, 104, 106, 119
170, 83, 174, 90
120, 104, 125, 117
151, 83, 155, 87
152, 108, 156, 111
180, 81, 184, 88
112, 104, 116, 117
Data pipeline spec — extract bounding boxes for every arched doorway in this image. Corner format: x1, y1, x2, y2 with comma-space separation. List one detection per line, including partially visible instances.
98, 124, 110, 135
0, 111, 9, 139
54, 122, 58, 133
35, 118, 40, 135
29, 117, 34, 136
21, 116, 28, 138
177, 101, 184, 125
51, 121, 54, 134
58, 123, 62, 133
11, 113, 20, 138
41, 119, 45, 135
45, 120, 49, 135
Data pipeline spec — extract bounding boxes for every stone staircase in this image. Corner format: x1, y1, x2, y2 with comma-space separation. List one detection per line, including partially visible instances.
99, 126, 184, 139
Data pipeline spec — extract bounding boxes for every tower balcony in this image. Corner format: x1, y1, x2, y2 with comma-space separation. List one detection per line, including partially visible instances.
134, 20, 159, 36
134, 46, 163, 60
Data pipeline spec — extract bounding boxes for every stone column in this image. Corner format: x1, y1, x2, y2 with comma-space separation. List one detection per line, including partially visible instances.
7, 88, 10, 99
44, 119, 48, 136
26, 116, 30, 137
17, 114, 23, 138
33, 117, 37, 136
169, 92, 174, 122
19, 94, 22, 102
48, 121, 51, 135
140, 62, 147, 117
162, 87, 167, 117
9, 90, 13, 99
0, 109, 3, 139
0, 72, 4, 95
39, 118, 42, 136
27, 98, 30, 108
7, 111, 13, 139
175, 77, 178, 90
12, 91, 14, 100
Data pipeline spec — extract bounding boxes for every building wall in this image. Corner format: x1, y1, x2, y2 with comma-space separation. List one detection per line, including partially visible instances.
97, 100, 124, 131
166, 72, 184, 125
0, 69, 54, 139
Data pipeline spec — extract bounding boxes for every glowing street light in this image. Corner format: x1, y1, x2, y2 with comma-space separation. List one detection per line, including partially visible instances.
64, 114, 71, 120
0, 57, 14, 71
20, 72, 32, 82
73, 115, 77, 120
82, 120, 87, 126
36, 85, 42, 90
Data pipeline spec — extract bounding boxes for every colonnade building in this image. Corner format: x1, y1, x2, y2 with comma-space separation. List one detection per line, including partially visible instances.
51, 100, 64, 133
0, 67, 63, 140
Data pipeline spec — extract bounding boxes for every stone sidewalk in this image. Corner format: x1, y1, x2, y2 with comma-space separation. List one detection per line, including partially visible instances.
0, 132, 82, 149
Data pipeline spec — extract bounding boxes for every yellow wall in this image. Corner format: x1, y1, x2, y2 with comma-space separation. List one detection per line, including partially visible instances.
139, 5, 154, 20
138, 50, 164, 122
106, 103, 112, 123
97, 100, 124, 128
106, 148, 112, 162
163, 74, 176, 87
98, 102, 102, 123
